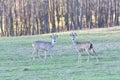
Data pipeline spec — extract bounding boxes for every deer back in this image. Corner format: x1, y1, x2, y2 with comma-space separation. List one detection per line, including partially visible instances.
76, 41, 92, 50
32, 41, 52, 50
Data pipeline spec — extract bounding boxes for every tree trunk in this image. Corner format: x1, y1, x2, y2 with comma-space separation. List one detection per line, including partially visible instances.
9, 8, 14, 36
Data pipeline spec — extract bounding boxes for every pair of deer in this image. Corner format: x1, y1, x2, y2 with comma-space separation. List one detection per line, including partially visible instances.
32, 32, 99, 63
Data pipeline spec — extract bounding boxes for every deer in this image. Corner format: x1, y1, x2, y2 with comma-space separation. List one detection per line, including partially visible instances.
32, 34, 58, 60
70, 32, 99, 63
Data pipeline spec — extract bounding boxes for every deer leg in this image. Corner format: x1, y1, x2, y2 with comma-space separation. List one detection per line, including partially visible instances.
36, 50, 41, 59
44, 50, 47, 59
32, 50, 35, 60
48, 49, 52, 58
50, 50, 53, 59
91, 48, 99, 62
78, 52, 81, 63
88, 49, 93, 56
36, 49, 40, 59
32, 48, 38, 60
85, 49, 91, 62
72, 46, 76, 53
76, 49, 81, 63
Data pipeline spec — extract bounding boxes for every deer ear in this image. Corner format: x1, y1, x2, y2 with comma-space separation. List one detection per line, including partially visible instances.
71, 32, 77, 36
75, 32, 77, 36
55, 34, 58, 38
74, 32, 77, 36
50, 34, 54, 38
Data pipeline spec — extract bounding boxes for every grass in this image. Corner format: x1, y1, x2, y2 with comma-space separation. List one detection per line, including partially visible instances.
0, 30, 120, 80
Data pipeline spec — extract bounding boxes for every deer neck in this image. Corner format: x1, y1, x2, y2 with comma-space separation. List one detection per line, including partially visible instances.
72, 39, 77, 46
51, 41, 55, 47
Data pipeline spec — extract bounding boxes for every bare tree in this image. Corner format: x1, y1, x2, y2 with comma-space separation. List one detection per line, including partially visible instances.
0, 0, 119, 37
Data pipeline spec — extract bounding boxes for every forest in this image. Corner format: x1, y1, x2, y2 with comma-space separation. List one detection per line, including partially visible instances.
0, 0, 120, 36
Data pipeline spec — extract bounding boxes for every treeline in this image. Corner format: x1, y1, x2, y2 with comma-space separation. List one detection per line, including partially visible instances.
0, 0, 120, 36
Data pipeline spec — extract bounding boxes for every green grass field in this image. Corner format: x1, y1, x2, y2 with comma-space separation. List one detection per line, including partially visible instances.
0, 29, 120, 80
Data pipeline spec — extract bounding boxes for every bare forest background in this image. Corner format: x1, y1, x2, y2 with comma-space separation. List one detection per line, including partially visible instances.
0, 0, 120, 37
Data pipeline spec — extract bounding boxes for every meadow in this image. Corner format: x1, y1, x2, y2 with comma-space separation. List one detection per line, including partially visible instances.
0, 29, 120, 80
